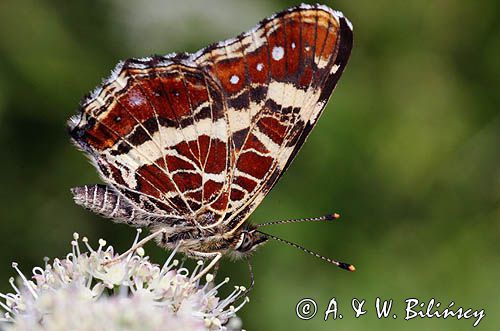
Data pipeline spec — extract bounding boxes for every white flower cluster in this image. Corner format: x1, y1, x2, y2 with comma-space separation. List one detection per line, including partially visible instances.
0, 231, 247, 331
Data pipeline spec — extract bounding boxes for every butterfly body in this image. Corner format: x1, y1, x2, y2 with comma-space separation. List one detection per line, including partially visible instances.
69, 4, 353, 261
71, 184, 268, 259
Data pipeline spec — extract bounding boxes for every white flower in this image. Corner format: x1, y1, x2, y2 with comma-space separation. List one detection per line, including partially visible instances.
0, 230, 247, 331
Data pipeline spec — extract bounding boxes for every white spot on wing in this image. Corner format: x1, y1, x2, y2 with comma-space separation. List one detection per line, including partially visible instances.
256, 63, 263, 71
291, 42, 296, 49
272, 46, 284, 61
317, 57, 330, 69
230, 75, 240, 85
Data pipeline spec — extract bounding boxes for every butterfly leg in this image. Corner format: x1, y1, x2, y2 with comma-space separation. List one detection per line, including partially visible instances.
212, 259, 254, 306
245, 258, 255, 294
233, 259, 254, 303
103, 228, 167, 266
191, 251, 222, 282
211, 260, 220, 279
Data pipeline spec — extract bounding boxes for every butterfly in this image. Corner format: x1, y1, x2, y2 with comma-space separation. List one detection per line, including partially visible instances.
68, 4, 354, 282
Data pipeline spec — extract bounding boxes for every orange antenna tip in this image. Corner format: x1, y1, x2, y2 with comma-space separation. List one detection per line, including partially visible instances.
339, 262, 356, 272
325, 213, 341, 220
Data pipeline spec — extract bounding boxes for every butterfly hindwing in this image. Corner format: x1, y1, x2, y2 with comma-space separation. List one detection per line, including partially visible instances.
69, 60, 233, 224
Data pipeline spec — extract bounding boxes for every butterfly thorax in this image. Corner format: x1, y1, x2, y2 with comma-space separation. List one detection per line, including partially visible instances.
151, 222, 268, 260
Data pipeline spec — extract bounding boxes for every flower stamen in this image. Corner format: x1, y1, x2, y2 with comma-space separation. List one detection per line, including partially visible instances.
1, 233, 248, 331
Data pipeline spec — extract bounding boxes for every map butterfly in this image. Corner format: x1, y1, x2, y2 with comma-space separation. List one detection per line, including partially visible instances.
68, 4, 354, 278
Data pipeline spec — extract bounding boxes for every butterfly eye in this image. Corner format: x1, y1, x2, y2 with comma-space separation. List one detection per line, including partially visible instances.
234, 232, 255, 252
240, 233, 256, 252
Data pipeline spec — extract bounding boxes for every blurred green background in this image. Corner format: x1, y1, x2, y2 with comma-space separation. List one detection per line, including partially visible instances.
0, 0, 498, 330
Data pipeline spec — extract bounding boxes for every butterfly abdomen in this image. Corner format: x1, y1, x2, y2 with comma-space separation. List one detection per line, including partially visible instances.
71, 184, 139, 225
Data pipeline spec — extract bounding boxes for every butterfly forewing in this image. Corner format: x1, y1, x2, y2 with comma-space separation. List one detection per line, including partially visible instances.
192, 5, 353, 230
69, 4, 353, 231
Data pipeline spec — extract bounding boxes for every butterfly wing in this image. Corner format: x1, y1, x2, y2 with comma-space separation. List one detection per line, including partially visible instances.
68, 4, 352, 230
193, 4, 353, 231
69, 58, 235, 224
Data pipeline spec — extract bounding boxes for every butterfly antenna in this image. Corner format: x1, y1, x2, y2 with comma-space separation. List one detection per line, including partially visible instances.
257, 230, 355, 272
257, 213, 341, 228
